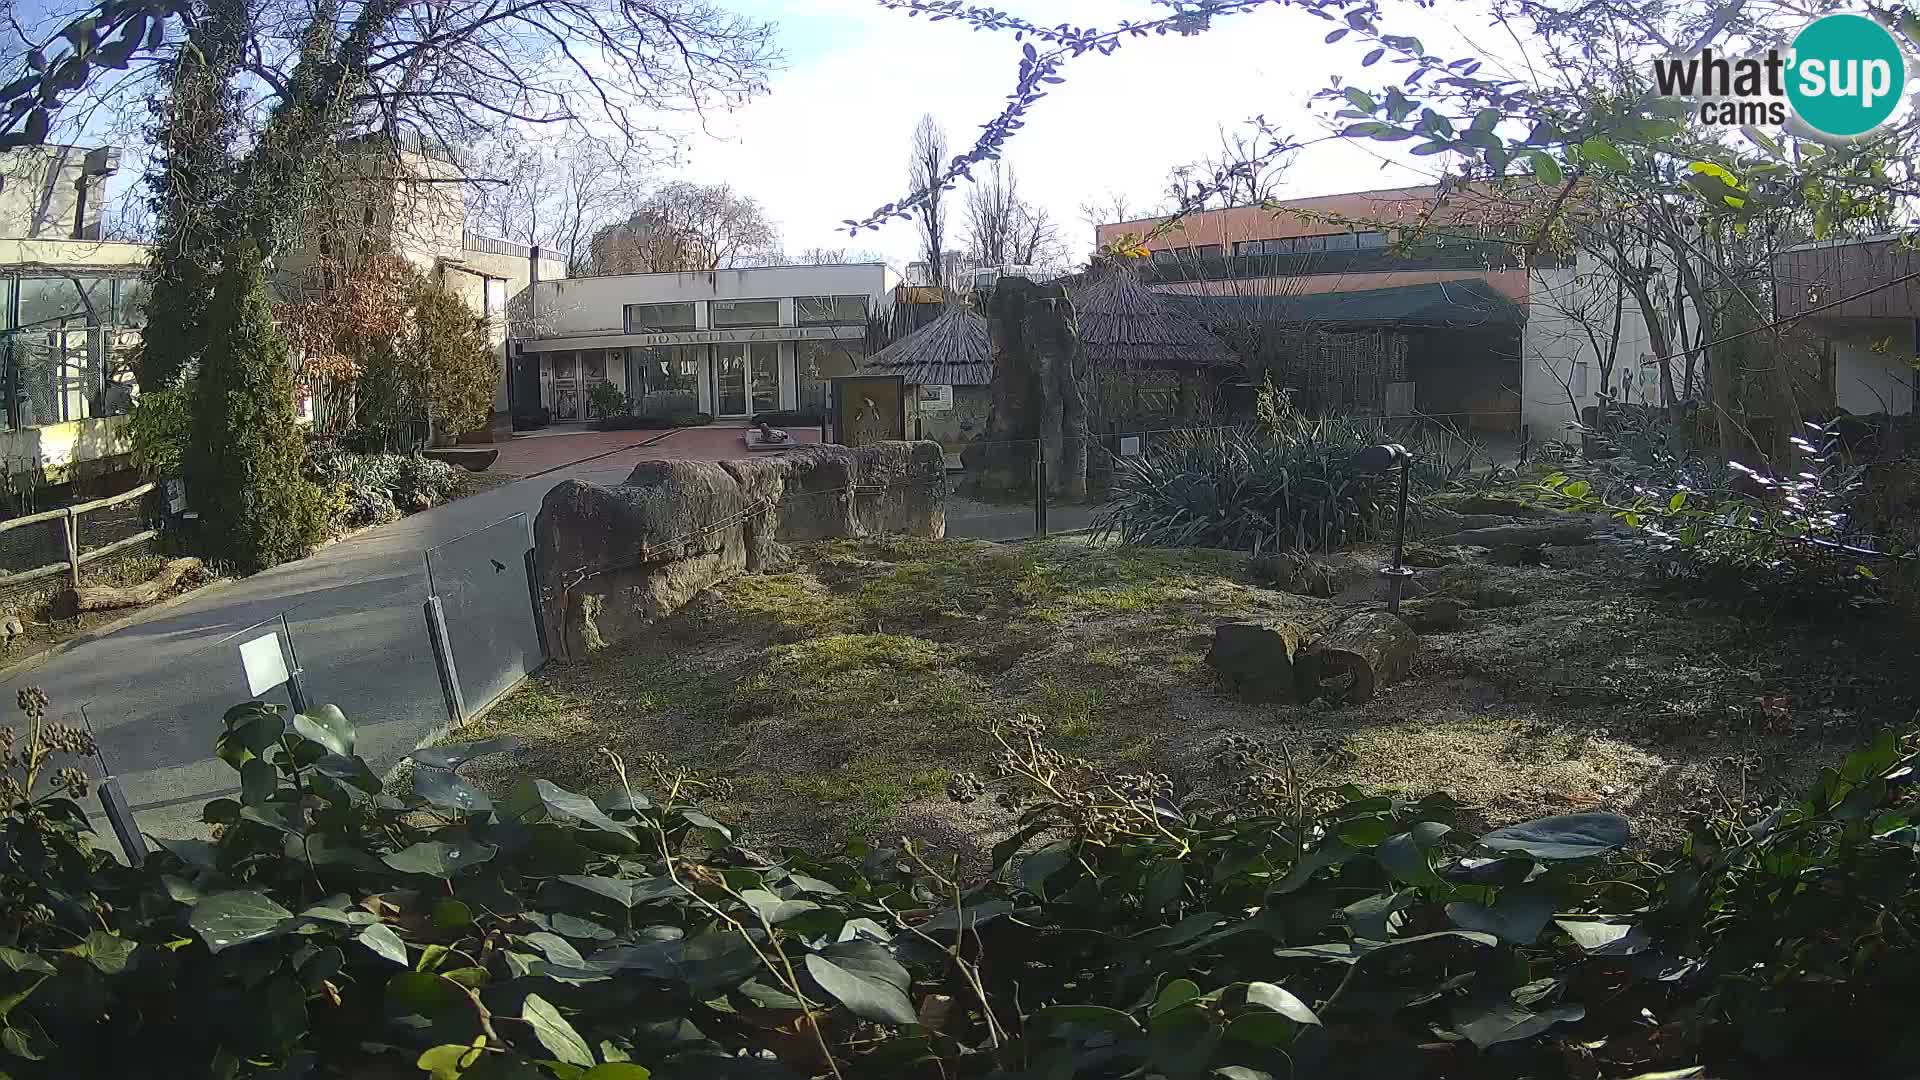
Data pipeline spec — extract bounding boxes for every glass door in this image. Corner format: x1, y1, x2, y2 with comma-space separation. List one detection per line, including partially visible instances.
713, 345, 748, 418
749, 343, 780, 415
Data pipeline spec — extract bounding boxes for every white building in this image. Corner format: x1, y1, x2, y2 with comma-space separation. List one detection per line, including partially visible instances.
513, 263, 899, 422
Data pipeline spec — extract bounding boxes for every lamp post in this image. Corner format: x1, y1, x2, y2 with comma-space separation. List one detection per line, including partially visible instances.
1356, 443, 1414, 613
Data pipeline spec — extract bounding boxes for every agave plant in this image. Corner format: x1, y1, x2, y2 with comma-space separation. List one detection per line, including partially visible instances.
1095, 416, 1479, 552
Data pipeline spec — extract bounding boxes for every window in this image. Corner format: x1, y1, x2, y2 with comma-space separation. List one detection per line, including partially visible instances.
113, 279, 150, 328
1355, 231, 1387, 249
1323, 232, 1358, 252
1297, 235, 1328, 253
1570, 361, 1590, 398
624, 302, 697, 333
1195, 245, 1223, 259
1151, 249, 1181, 265
628, 345, 703, 417
797, 295, 868, 326
16, 276, 109, 329
710, 298, 781, 328
1233, 241, 1263, 257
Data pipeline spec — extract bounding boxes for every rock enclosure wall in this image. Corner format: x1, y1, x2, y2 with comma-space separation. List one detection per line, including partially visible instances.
534, 441, 946, 657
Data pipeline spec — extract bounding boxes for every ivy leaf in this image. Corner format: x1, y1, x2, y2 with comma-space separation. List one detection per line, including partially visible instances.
1554, 919, 1651, 956
1478, 813, 1628, 860
383, 833, 499, 878
805, 939, 917, 1026
1376, 832, 1442, 887
1021, 840, 1075, 892
413, 767, 493, 815
408, 737, 522, 770
291, 705, 353, 756
1446, 887, 1555, 944
1245, 982, 1321, 1025
189, 891, 294, 953
417, 1041, 485, 1080
1452, 999, 1585, 1048
738, 889, 823, 926
239, 759, 276, 806
523, 993, 595, 1067
358, 924, 408, 967
531, 780, 637, 842
1143, 859, 1185, 910
1410, 140, 1453, 156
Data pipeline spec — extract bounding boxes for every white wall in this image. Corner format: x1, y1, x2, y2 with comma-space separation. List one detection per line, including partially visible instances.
520, 263, 898, 340
0, 146, 116, 241
1827, 321, 1915, 415
1520, 252, 1686, 441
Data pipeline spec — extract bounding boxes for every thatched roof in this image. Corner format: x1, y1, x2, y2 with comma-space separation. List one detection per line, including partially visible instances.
861, 305, 993, 386
1068, 269, 1239, 371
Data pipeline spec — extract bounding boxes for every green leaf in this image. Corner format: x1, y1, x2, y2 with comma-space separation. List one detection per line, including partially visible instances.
387, 971, 467, 1019
1336, 816, 1391, 847
1446, 887, 1554, 944
583, 1067, 652, 1079
239, 758, 276, 805
431, 899, 475, 931
383, 833, 499, 878
0, 947, 54, 976
805, 939, 916, 1026
1470, 108, 1500, 132
1411, 140, 1453, 156
1343, 891, 1412, 941
1143, 858, 1185, 910
1214, 1067, 1274, 1080
1021, 840, 1075, 892
1527, 150, 1563, 186
408, 737, 522, 770
1029, 1005, 1141, 1036
784, 872, 842, 895
417, 1041, 485, 1080
524, 993, 594, 1067
189, 890, 293, 953
1342, 87, 1376, 113
413, 767, 493, 815
738, 889, 822, 926
1477, 813, 1628, 860
558, 874, 682, 909
1375, 832, 1442, 887
69, 930, 136, 974
532, 780, 637, 842
1136, 912, 1224, 949
1578, 135, 1628, 171
358, 923, 408, 966
678, 809, 732, 841
1245, 982, 1321, 1025
1554, 918, 1651, 956
1452, 999, 1584, 1048
1153, 978, 1202, 1017
291, 705, 353, 756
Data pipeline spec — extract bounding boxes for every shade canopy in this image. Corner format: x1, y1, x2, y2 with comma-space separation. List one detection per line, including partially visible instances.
1068, 269, 1239, 371
861, 305, 993, 386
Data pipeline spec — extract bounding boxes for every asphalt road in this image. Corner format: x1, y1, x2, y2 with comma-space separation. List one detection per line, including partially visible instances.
6, 435, 1099, 848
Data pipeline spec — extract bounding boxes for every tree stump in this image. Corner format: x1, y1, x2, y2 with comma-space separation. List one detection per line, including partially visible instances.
1206, 620, 1313, 703
1298, 611, 1417, 704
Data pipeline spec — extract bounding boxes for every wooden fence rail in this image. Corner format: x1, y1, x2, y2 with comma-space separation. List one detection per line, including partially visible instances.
0, 482, 159, 590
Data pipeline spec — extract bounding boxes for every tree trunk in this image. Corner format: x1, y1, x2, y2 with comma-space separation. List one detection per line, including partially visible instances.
1206, 621, 1314, 703
1298, 611, 1417, 704
67, 559, 204, 613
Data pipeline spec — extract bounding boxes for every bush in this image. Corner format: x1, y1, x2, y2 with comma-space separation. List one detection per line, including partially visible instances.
592, 411, 711, 431
587, 382, 628, 419
126, 369, 194, 478
5, 691, 1919, 1078
1543, 422, 1887, 613
313, 452, 458, 528
635, 389, 698, 419
185, 255, 332, 574
1097, 416, 1477, 551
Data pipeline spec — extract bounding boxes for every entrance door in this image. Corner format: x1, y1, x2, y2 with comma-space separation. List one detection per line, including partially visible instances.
712, 343, 780, 418
551, 352, 580, 420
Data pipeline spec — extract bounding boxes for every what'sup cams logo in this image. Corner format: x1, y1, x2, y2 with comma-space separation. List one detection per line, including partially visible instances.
1652, 12, 1910, 139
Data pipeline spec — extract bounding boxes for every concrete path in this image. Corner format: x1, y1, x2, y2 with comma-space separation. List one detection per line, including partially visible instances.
5, 426, 1096, 846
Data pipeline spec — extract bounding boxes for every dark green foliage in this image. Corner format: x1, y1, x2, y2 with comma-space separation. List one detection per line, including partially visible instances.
3, 688, 1917, 1078
1097, 418, 1477, 552
184, 254, 330, 574
587, 382, 629, 419
313, 452, 456, 528
592, 411, 713, 431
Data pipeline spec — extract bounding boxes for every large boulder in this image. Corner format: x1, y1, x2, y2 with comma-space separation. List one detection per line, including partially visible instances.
534, 460, 747, 658
731, 441, 947, 544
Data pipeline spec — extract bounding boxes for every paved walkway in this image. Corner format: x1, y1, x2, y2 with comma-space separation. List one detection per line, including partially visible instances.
8, 425, 1079, 846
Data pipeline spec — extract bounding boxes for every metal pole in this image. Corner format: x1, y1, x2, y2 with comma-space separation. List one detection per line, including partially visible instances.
1035, 446, 1048, 537
1388, 457, 1412, 613
423, 595, 468, 727
80, 706, 146, 866
278, 614, 312, 715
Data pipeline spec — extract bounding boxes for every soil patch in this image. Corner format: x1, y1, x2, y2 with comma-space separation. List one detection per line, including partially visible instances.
461, 535, 1917, 858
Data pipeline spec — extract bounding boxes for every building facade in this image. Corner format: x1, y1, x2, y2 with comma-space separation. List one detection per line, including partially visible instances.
0, 146, 148, 485
1094, 185, 1688, 440
513, 264, 898, 422
1773, 235, 1919, 416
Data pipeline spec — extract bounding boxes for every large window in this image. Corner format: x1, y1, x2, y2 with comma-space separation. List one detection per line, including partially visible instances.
3, 274, 146, 431
796, 339, 865, 415
624, 302, 697, 333
796, 295, 868, 326
628, 345, 703, 417
710, 298, 781, 329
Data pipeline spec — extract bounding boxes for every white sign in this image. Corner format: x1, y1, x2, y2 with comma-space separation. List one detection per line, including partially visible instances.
1119, 436, 1144, 458
239, 632, 291, 697
165, 479, 187, 515
917, 385, 954, 412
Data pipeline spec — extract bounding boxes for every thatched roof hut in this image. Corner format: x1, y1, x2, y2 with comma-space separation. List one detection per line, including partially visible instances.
861, 304, 992, 386
1067, 268, 1238, 371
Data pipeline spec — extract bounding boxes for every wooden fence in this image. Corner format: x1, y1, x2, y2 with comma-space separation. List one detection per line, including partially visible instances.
0, 482, 158, 589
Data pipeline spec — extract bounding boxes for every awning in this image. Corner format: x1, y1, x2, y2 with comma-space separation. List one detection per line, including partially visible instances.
1170, 280, 1523, 330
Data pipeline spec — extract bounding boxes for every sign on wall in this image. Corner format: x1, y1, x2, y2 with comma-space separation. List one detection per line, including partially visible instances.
916, 385, 954, 412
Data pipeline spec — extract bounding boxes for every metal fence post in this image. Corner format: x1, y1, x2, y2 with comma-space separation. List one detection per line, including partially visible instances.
524, 548, 551, 663
423, 595, 468, 727
277, 614, 312, 715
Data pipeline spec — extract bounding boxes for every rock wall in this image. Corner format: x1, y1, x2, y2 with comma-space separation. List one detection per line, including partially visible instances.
535, 441, 946, 658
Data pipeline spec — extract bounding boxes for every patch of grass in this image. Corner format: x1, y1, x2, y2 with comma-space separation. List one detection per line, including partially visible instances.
1034, 680, 1105, 743
779, 761, 949, 834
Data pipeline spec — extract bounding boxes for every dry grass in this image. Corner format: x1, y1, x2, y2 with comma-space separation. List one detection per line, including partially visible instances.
461, 536, 1918, 855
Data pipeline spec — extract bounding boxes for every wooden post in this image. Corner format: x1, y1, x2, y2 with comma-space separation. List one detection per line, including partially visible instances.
63, 510, 79, 588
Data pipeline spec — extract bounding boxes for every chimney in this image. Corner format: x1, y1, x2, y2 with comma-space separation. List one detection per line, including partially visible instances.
529, 243, 541, 285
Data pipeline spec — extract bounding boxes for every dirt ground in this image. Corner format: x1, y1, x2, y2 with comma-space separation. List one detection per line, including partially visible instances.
0, 550, 213, 669
463, 532, 1918, 857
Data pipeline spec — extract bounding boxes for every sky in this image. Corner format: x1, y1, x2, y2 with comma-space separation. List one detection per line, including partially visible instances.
661, 0, 1465, 267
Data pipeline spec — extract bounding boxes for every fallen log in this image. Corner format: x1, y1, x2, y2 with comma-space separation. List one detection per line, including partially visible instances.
1399, 597, 1463, 632
1206, 620, 1314, 703
1297, 611, 1417, 704
68, 558, 203, 613
1422, 522, 1599, 548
